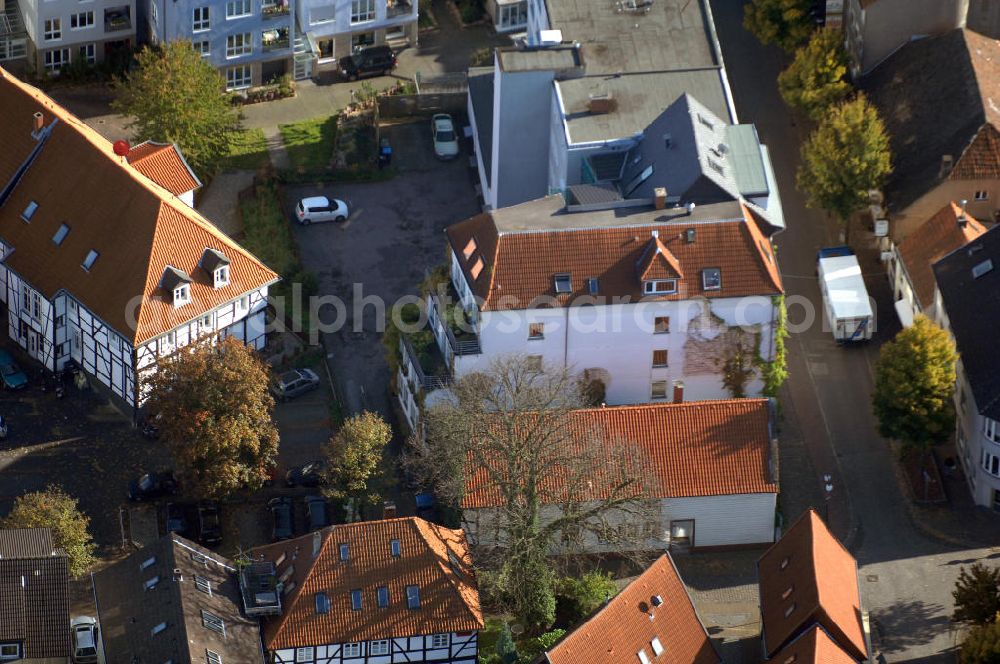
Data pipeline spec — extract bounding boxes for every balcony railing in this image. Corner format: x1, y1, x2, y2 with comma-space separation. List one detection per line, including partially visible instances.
104, 7, 131, 32
428, 292, 481, 356
262, 31, 290, 51
261, 3, 290, 18
399, 335, 451, 392
387, 0, 413, 18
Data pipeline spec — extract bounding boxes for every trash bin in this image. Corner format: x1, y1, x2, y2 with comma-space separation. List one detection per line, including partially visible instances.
378, 137, 392, 169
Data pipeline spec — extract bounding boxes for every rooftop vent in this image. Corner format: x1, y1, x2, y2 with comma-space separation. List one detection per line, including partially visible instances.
539, 29, 562, 45
959, 199, 969, 227
587, 93, 616, 115
685, 228, 695, 243
172, 568, 182, 581
972, 259, 994, 279
663, 133, 672, 149
651, 595, 663, 607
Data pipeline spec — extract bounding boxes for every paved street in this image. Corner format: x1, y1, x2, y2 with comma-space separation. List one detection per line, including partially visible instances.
709, 2, 999, 661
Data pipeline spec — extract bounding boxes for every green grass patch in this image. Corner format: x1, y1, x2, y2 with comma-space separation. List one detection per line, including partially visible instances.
279, 115, 338, 172
223, 128, 270, 171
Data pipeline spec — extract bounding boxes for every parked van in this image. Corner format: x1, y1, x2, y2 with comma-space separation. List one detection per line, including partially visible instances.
339, 45, 396, 80
817, 246, 874, 343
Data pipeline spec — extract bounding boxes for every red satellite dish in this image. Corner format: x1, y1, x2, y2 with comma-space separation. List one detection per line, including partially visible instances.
113, 139, 130, 157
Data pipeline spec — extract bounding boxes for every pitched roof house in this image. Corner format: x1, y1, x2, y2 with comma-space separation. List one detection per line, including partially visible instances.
864, 29, 1000, 240
0, 67, 278, 412
887, 201, 987, 325
757, 510, 869, 663
250, 517, 484, 664
92, 535, 264, 664
932, 224, 1000, 509
463, 398, 778, 551
0, 528, 71, 663
126, 141, 202, 207
544, 554, 720, 664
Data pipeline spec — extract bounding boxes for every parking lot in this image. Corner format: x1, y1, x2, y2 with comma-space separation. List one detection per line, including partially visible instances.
287, 116, 482, 419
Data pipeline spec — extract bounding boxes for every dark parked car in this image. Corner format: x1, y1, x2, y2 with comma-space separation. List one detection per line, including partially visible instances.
128, 471, 179, 501
269, 497, 294, 541
0, 349, 28, 390
271, 368, 321, 401
285, 459, 328, 488
164, 502, 188, 535
305, 495, 329, 531
196, 501, 222, 546
339, 45, 396, 80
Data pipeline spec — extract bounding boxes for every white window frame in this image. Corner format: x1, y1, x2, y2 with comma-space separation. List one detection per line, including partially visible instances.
431, 634, 449, 648
44, 48, 70, 73
701, 268, 722, 291
0, 644, 21, 661
192, 6, 210, 31
194, 575, 212, 594
201, 610, 225, 636
214, 266, 229, 287
70, 10, 94, 29
226, 32, 252, 57
651, 380, 668, 400
79, 43, 96, 64
206, 651, 222, 664
173, 284, 190, 306
226, 0, 251, 18
237, 295, 249, 311
44, 18, 62, 40
643, 279, 677, 295
294, 647, 313, 662
194, 40, 210, 56
224, 61, 251, 90
370, 640, 390, 656
985, 418, 1000, 444
975, 190, 989, 201
342, 643, 362, 658
351, 0, 375, 22
982, 449, 1000, 478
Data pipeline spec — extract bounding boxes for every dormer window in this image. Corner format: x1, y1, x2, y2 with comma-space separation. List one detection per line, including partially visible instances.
214, 266, 229, 288
702, 268, 721, 291
200, 248, 231, 289
161, 266, 193, 307
174, 285, 190, 306
554, 273, 572, 293
643, 279, 677, 295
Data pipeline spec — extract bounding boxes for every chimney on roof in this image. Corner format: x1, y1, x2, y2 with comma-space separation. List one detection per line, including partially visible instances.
686, 202, 696, 215
587, 93, 616, 114
653, 187, 667, 210
684, 228, 696, 244
31, 112, 44, 137
959, 199, 969, 227
940, 154, 954, 178
672, 380, 684, 404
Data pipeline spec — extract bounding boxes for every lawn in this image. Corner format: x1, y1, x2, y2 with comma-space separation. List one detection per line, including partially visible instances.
279, 115, 338, 172
222, 127, 270, 171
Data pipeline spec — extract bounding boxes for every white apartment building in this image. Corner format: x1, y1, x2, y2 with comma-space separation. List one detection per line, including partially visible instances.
18, 0, 135, 74
297, 0, 416, 73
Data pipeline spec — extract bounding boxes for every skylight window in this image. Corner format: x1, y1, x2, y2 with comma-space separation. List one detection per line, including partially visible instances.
339, 543, 349, 560
701, 268, 721, 291
406, 585, 421, 609
151, 623, 167, 636
554, 273, 572, 294
470, 257, 485, 280
82, 250, 99, 272
315, 592, 330, 614
53, 223, 70, 246
144, 576, 160, 591
351, 589, 363, 611
625, 164, 654, 197
195, 576, 212, 595
587, 277, 599, 295
972, 259, 994, 279
377, 586, 389, 608
783, 603, 796, 618
638, 649, 651, 664
780, 557, 790, 570
206, 651, 222, 664
21, 201, 38, 222
651, 637, 664, 656
390, 539, 401, 557
201, 610, 225, 636
140, 556, 156, 570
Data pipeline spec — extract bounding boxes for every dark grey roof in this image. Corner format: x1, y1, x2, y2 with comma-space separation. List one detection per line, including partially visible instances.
725, 125, 769, 197
0, 528, 70, 659
863, 29, 993, 212
161, 265, 192, 292
497, 44, 583, 72
567, 182, 623, 206
94, 535, 264, 664
200, 247, 230, 273
468, 68, 494, 189
933, 225, 1000, 419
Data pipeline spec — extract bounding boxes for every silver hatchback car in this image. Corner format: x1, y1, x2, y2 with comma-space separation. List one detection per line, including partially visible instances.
272, 368, 321, 401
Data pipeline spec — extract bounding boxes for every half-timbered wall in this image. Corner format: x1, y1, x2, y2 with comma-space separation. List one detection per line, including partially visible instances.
272, 631, 478, 664
1, 265, 56, 371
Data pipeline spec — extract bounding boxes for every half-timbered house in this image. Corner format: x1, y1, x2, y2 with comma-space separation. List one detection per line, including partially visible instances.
0, 67, 279, 412
249, 517, 484, 664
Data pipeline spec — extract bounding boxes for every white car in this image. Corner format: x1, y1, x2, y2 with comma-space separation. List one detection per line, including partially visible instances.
71, 616, 99, 664
431, 113, 459, 160
295, 196, 349, 225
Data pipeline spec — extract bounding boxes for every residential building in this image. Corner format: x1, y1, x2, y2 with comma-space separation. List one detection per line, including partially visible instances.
147, 0, 295, 89
394, 194, 782, 423
92, 534, 265, 664
864, 28, 1000, 241
16, 0, 135, 75
932, 225, 1000, 510
0, 0, 29, 72
466, 0, 785, 228
126, 140, 202, 207
543, 554, 720, 664
0, 67, 279, 413
295, 0, 417, 76
250, 517, 484, 664
461, 398, 779, 552
0, 528, 71, 664
757, 510, 873, 663
887, 201, 986, 326
484, 0, 526, 34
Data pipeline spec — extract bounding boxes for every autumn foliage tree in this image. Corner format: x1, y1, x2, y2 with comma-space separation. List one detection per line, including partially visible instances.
797, 95, 892, 236
2, 485, 96, 578
145, 337, 279, 499
112, 41, 240, 178
743, 0, 814, 52
872, 315, 957, 454
778, 29, 852, 119
953, 563, 1000, 626
323, 411, 392, 505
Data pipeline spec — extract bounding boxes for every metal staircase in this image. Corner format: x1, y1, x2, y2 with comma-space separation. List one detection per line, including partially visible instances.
293, 35, 312, 80
0, 0, 28, 62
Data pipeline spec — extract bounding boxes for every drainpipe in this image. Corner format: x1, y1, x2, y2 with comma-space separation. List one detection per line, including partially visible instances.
563, 300, 569, 369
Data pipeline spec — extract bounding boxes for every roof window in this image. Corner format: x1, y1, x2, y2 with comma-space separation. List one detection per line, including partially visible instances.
351, 589, 363, 610
406, 585, 421, 609
151, 623, 167, 635
144, 576, 160, 590
780, 557, 790, 570
53, 223, 70, 246
702, 268, 721, 291
781, 585, 793, 600
624, 164, 654, 197
82, 250, 99, 272
638, 649, 651, 664
316, 592, 330, 614
377, 586, 389, 608
206, 651, 222, 664
463, 238, 477, 260
651, 637, 664, 656
973, 259, 994, 279
471, 256, 485, 280
140, 556, 156, 570
391, 539, 401, 557
201, 610, 225, 636
195, 576, 212, 595
784, 656, 797, 664
783, 602, 796, 618
587, 277, 599, 295
554, 273, 572, 294
339, 543, 349, 560
21, 201, 38, 222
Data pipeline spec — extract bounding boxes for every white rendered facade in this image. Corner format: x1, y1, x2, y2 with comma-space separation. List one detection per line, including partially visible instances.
271, 632, 477, 664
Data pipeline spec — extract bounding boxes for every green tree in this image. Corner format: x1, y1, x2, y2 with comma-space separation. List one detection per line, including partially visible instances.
112, 41, 240, 179
557, 571, 619, 624
322, 411, 392, 504
496, 623, 519, 664
954, 563, 1000, 626
962, 621, 1000, 664
760, 295, 789, 398
797, 95, 892, 237
2, 485, 96, 578
144, 337, 279, 499
872, 315, 958, 454
743, 0, 814, 52
778, 29, 852, 119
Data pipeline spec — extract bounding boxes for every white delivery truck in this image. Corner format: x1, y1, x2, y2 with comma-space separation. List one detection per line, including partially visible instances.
817, 246, 874, 343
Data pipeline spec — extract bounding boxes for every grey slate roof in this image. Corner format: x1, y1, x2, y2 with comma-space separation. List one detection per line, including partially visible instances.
497, 44, 583, 72
933, 225, 1000, 419
725, 125, 769, 197
863, 28, 1000, 212
0, 528, 70, 659
468, 68, 494, 189
93, 535, 264, 664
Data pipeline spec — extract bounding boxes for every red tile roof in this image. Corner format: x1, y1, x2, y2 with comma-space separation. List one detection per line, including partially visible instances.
445, 201, 782, 311
758, 510, 867, 662
127, 141, 202, 197
897, 201, 987, 309
0, 67, 278, 346
545, 554, 719, 664
638, 236, 684, 280
462, 399, 776, 510
769, 625, 861, 664
252, 518, 483, 650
